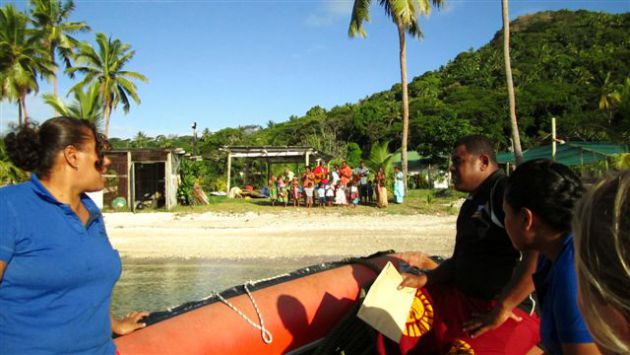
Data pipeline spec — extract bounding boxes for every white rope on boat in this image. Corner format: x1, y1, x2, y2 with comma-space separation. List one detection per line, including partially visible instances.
166, 270, 330, 342
213, 281, 273, 344
248, 273, 291, 286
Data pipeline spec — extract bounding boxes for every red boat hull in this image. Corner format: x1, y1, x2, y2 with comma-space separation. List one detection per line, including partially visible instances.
115, 252, 437, 354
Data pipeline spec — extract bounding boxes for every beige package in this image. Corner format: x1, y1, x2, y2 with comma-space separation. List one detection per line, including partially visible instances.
357, 261, 416, 343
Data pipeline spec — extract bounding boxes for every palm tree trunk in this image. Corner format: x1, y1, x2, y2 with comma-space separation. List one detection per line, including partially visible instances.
102, 87, 112, 137
397, 20, 409, 191
51, 47, 58, 98
18, 100, 23, 127
502, 0, 524, 165
103, 105, 111, 138
53, 74, 58, 98
20, 95, 29, 126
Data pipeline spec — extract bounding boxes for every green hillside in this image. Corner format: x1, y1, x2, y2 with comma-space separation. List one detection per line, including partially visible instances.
108, 10, 629, 190
222, 9, 628, 160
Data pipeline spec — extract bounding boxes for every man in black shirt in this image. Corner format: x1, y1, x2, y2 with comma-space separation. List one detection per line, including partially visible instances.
381, 135, 540, 354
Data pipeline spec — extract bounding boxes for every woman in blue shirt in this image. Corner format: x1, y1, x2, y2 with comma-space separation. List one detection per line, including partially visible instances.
503, 159, 599, 355
0, 117, 147, 354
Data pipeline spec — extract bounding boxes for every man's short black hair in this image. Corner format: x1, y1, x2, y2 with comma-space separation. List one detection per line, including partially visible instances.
454, 134, 497, 164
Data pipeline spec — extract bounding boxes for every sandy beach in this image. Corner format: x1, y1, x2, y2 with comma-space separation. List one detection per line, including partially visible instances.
105, 212, 457, 260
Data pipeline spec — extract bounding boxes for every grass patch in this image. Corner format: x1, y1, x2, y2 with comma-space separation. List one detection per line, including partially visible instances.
126, 189, 467, 216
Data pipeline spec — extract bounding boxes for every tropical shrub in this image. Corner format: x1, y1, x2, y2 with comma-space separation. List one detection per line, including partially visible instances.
0, 140, 28, 186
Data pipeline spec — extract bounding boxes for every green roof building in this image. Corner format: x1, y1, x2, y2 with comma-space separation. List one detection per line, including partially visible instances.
497, 142, 628, 166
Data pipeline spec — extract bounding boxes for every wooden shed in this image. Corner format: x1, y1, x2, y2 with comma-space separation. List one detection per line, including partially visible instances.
104, 149, 183, 210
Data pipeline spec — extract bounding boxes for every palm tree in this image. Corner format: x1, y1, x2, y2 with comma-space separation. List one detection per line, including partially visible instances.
349, 0, 444, 190
42, 83, 103, 127
367, 141, 394, 181
597, 72, 622, 125
29, 0, 90, 98
66, 32, 148, 137
131, 131, 150, 148
501, 0, 524, 165
0, 5, 54, 126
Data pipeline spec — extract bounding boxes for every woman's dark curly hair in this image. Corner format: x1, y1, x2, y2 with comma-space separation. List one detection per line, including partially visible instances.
505, 159, 584, 232
4, 117, 107, 177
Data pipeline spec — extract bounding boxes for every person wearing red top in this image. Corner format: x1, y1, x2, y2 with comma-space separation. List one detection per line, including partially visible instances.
339, 161, 353, 186
301, 166, 314, 186
313, 161, 328, 187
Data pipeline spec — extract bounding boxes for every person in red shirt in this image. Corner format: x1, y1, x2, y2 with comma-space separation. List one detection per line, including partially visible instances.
313, 160, 328, 187
339, 161, 353, 186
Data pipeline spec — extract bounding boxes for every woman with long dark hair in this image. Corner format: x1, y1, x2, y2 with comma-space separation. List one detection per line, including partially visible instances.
503, 159, 599, 354
0, 117, 147, 354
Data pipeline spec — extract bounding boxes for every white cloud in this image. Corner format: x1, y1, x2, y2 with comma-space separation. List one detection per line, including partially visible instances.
305, 13, 335, 27
441, 2, 456, 14
423, 1, 456, 21
326, 1, 354, 16
305, 0, 354, 28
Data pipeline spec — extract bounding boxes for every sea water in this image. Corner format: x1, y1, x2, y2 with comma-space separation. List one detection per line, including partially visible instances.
111, 256, 341, 316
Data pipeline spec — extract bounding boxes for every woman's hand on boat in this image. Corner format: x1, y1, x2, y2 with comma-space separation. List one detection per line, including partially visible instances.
462, 305, 522, 338
398, 272, 428, 289
112, 311, 150, 335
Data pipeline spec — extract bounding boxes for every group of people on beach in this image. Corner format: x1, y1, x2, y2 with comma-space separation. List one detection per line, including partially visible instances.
0, 117, 628, 355
265, 160, 405, 208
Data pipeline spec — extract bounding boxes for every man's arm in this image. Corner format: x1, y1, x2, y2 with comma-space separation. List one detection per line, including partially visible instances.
400, 257, 456, 289
496, 250, 538, 313
463, 250, 538, 338
561, 343, 601, 354
425, 257, 456, 286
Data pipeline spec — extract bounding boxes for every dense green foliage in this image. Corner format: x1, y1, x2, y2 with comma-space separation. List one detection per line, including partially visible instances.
0, 140, 28, 185
0, 4, 54, 125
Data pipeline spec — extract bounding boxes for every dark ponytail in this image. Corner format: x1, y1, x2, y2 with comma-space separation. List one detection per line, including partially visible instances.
505, 159, 584, 233
4, 124, 41, 172
4, 117, 100, 177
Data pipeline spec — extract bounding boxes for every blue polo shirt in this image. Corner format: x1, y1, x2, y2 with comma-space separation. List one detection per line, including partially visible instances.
0, 175, 122, 355
533, 234, 593, 355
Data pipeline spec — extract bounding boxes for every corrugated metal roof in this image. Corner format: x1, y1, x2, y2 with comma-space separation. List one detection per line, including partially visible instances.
497, 142, 628, 166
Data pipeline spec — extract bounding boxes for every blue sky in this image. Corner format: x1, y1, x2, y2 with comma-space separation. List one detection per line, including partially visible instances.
1, 0, 628, 138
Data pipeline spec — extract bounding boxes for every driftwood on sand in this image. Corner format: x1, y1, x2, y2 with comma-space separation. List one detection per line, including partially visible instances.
193, 182, 209, 205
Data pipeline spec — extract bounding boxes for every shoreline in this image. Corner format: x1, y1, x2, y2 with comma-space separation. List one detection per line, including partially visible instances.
105, 212, 457, 259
